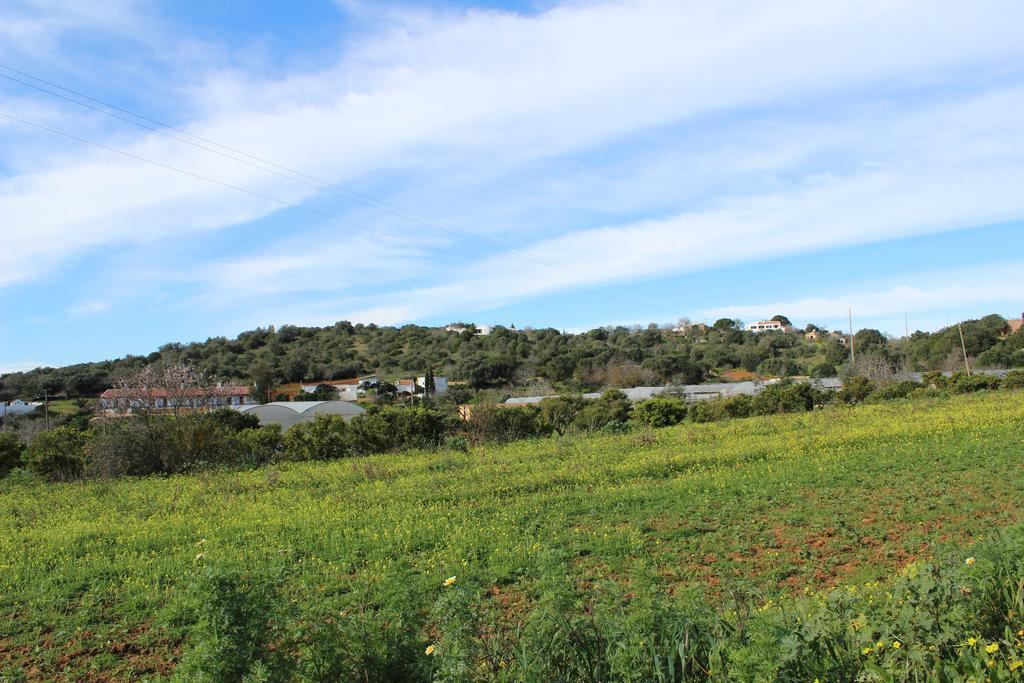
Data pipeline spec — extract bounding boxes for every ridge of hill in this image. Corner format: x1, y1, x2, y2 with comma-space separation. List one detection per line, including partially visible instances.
2, 313, 1022, 401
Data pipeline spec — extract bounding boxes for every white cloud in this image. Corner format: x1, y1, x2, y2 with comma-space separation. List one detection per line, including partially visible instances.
2, 0, 1024, 291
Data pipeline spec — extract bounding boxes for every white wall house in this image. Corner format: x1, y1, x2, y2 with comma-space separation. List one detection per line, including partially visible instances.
99, 386, 254, 411
416, 375, 449, 394
747, 320, 791, 333
1, 399, 42, 418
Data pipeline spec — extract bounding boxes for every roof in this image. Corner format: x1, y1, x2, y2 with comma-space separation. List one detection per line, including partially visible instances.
236, 400, 365, 428
100, 385, 250, 399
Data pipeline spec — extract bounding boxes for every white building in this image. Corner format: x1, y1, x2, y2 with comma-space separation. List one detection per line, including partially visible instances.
1, 399, 42, 419
416, 375, 449, 394
747, 320, 791, 333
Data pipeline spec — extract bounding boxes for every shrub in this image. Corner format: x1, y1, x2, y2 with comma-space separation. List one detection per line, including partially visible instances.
84, 419, 165, 479
689, 399, 728, 423
207, 408, 260, 433
23, 426, 89, 481
1003, 369, 1024, 390
161, 414, 242, 473
838, 375, 876, 404
283, 414, 350, 461
633, 397, 688, 428
574, 390, 631, 432
757, 356, 802, 378
868, 380, 921, 402
347, 406, 454, 455
539, 396, 585, 435
752, 382, 814, 415
949, 372, 1001, 393
465, 405, 546, 444
809, 362, 837, 378
176, 566, 294, 681
722, 393, 754, 418
920, 371, 949, 389
234, 425, 284, 467
0, 433, 24, 477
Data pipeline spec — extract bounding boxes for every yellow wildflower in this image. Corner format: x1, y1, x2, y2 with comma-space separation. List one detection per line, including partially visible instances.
1009, 661, 1023, 672
892, 640, 902, 649
443, 576, 456, 587
862, 646, 873, 655
967, 637, 977, 646
985, 642, 999, 654
876, 641, 886, 649
425, 644, 436, 655
965, 557, 975, 566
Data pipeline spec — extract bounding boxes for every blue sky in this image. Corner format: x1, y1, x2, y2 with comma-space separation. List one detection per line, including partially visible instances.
2, 0, 1024, 372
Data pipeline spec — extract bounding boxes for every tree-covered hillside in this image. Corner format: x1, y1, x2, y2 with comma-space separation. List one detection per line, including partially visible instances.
2, 314, 1022, 401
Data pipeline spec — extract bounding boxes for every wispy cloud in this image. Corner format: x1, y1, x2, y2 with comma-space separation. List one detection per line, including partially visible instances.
2, 0, 1023, 288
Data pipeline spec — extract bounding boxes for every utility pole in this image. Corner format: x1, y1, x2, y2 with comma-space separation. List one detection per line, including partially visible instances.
957, 323, 972, 376
44, 388, 49, 429
905, 312, 909, 339
848, 308, 856, 367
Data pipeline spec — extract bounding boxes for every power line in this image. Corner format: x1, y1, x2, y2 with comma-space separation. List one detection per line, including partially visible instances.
0, 109, 692, 322
0, 62, 704, 312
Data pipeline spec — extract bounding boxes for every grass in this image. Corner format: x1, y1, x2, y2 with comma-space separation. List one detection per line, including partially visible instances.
1, 391, 1023, 680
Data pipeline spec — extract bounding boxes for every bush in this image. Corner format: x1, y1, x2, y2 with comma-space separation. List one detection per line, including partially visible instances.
84, 419, 165, 479
0, 433, 24, 477
23, 426, 89, 481
809, 362, 837, 378
757, 356, 802, 377
283, 414, 350, 461
752, 382, 814, 415
689, 399, 728, 423
722, 393, 754, 418
838, 375, 876, 404
177, 566, 294, 681
574, 390, 631, 432
867, 380, 921, 402
235, 425, 284, 467
347, 406, 454, 455
1003, 369, 1024, 390
538, 396, 585, 435
465, 405, 546, 444
162, 414, 242, 473
207, 408, 260, 433
949, 372, 1001, 393
633, 397, 688, 428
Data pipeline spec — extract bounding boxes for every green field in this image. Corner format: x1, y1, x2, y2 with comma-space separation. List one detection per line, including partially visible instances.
2, 392, 1024, 680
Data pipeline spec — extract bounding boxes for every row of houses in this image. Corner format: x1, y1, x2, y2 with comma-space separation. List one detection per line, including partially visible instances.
98, 386, 255, 410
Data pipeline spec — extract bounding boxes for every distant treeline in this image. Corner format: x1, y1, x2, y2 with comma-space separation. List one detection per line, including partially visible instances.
3, 369, 1022, 485
2, 314, 1022, 401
